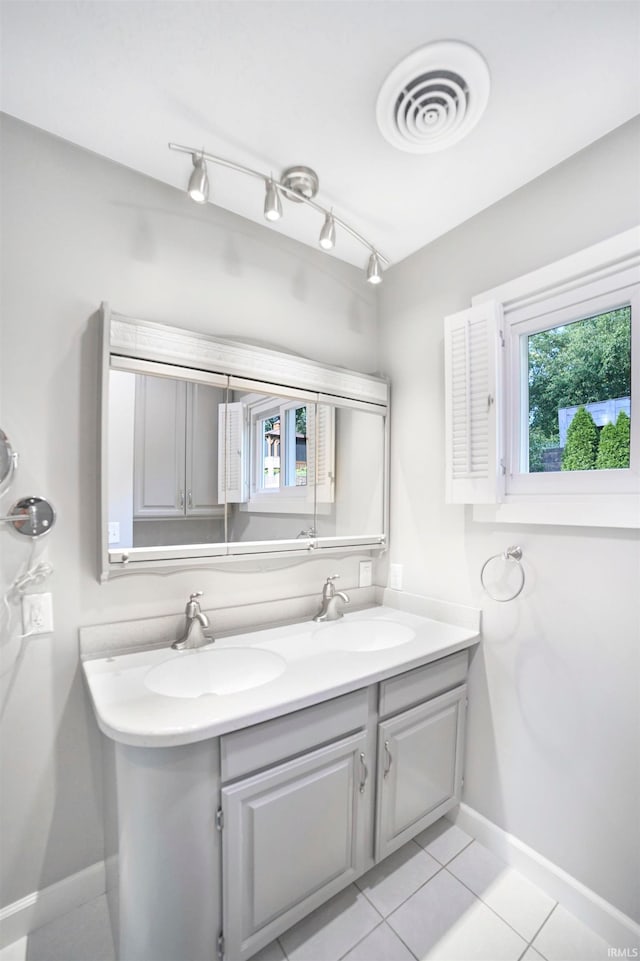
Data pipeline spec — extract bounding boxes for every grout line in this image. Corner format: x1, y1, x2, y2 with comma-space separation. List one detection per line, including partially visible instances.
383, 919, 422, 961
416, 834, 475, 867
354, 882, 387, 922
336, 919, 385, 961
384, 863, 448, 920
441, 864, 532, 947
525, 903, 558, 960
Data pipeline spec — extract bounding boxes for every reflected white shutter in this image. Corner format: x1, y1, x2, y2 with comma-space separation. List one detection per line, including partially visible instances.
218, 402, 248, 503
308, 404, 335, 504
444, 301, 504, 504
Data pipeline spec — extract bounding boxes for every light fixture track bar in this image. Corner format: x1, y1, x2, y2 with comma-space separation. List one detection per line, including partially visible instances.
271, 189, 388, 264
169, 142, 268, 186
168, 141, 389, 272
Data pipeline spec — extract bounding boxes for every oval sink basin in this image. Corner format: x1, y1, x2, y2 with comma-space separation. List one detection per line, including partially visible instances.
144, 647, 286, 698
316, 619, 415, 652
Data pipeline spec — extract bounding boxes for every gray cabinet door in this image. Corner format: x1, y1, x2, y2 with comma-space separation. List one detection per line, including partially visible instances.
221, 731, 370, 961
133, 375, 186, 518
185, 382, 224, 516
133, 376, 224, 519
375, 685, 467, 861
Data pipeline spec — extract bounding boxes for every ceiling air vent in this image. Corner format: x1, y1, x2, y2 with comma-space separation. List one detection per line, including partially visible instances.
376, 40, 490, 153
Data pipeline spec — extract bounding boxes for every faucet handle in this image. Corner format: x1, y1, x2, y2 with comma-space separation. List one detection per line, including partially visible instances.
185, 591, 203, 616
323, 574, 340, 597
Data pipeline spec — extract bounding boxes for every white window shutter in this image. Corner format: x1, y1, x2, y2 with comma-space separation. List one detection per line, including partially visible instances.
218, 402, 248, 504
308, 404, 335, 504
444, 301, 504, 504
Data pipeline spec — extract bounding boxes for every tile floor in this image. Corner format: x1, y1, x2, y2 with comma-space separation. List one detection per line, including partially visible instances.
0, 821, 623, 961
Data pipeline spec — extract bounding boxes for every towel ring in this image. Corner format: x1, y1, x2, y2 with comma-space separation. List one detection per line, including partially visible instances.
480, 546, 525, 602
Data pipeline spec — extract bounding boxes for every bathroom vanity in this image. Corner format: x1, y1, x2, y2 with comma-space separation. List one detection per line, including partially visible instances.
82, 604, 479, 961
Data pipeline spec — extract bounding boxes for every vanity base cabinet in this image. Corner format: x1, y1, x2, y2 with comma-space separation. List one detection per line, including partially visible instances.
375, 685, 467, 861
108, 652, 471, 961
221, 731, 371, 961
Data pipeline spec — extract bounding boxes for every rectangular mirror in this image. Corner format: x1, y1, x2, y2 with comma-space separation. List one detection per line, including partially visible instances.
100, 305, 389, 577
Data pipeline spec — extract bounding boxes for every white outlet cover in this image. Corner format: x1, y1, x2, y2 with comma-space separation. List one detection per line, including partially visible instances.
22, 592, 54, 635
389, 563, 403, 591
359, 560, 373, 588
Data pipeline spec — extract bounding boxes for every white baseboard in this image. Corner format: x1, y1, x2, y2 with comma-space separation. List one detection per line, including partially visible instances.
448, 803, 640, 950
0, 861, 106, 949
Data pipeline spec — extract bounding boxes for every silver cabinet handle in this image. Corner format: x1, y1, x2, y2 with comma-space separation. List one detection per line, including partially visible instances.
179, 490, 184, 508
187, 490, 193, 509
359, 752, 368, 794
383, 740, 393, 779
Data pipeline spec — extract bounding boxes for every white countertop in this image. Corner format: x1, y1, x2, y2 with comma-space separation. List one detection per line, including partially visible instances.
82, 605, 479, 747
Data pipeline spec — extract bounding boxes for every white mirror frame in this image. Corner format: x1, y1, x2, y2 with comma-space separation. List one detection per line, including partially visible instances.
99, 303, 390, 579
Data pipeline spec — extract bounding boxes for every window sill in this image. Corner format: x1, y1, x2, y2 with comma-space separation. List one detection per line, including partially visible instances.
240, 494, 315, 515
473, 493, 640, 529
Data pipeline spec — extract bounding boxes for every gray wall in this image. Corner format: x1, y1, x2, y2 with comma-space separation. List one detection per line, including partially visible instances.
379, 116, 640, 921
2, 109, 639, 925
0, 115, 378, 908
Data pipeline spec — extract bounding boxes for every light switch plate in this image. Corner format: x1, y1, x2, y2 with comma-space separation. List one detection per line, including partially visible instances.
22, 593, 54, 635
108, 521, 120, 545
389, 563, 403, 591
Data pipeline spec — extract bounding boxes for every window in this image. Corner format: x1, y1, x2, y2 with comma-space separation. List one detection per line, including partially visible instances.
444, 227, 640, 527
217, 394, 335, 514
255, 403, 308, 493
525, 307, 630, 474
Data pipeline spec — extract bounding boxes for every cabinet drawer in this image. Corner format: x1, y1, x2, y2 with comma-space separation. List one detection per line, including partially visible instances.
221, 688, 369, 782
379, 650, 468, 718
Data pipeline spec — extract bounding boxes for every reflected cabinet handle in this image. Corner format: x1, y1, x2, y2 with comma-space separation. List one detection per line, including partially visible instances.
384, 740, 393, 779
179, 490, 184, 508
359, 752, 368, 794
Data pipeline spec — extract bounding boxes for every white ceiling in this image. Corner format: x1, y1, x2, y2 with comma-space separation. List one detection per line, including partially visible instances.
1, 1, 639, 271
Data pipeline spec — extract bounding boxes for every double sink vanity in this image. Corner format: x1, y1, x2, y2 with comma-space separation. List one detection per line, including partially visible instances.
82, 598, 479, 961
88, 306, 480, 960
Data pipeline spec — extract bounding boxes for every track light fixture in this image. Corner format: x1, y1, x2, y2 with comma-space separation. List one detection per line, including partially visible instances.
319, 212, 336, 251
264, 179, 283, 222
169, 142, 388, 283
187, 153, 209, 204
366, 252, 383, 285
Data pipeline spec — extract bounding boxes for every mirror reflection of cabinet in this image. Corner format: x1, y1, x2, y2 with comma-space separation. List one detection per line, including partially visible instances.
133, 375, 224, 519
100, 304, 389, 578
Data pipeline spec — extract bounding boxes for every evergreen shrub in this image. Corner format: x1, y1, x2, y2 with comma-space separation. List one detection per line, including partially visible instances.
562, 406, 598, 470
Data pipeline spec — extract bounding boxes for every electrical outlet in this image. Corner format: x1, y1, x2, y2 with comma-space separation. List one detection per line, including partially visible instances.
108, 521, 120, 545
389, 563, 403, 591
359, 560, 373, 588
22, 593, 54, 635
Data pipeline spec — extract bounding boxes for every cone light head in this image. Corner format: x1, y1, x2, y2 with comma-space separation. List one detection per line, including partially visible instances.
264, 180, 283, 222
188, 155, 209, 204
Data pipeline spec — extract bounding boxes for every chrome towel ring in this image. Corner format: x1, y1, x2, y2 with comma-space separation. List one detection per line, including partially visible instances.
480, 546, 525, 602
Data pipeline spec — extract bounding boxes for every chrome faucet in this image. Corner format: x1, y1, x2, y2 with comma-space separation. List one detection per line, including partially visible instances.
171, 592, 214, 650
313, 575, 350, 622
